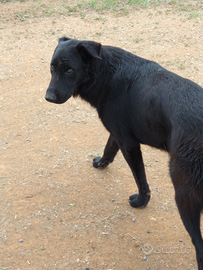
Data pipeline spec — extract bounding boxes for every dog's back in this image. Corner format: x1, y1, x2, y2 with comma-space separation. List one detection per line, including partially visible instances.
94, 46, 203, 151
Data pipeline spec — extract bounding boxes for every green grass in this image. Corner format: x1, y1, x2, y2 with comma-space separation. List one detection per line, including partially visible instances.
15, 11, 30, 20
1, 0, 202, 21
187, 11, 201, 19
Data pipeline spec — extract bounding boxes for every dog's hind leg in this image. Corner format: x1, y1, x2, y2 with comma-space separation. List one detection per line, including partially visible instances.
121, 145, 151, 208
175, 191, 203, 269
170, 162, 203, 269
93, 134, 119, 168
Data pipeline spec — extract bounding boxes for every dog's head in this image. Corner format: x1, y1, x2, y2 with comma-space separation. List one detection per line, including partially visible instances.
45, 37, 102, 104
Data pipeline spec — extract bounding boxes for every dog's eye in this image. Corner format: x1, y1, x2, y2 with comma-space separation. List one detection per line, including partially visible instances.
51, 65, 54, 72
66, 68, 73, 74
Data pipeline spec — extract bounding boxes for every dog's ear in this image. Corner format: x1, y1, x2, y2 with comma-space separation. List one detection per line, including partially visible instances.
77, 41, 102, 63
58, 37, 71, 43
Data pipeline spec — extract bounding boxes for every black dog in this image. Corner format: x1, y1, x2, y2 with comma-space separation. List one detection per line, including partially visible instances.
45, 37, 203, 269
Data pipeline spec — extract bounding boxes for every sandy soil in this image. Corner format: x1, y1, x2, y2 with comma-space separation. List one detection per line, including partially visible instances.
0, 1, 203, 269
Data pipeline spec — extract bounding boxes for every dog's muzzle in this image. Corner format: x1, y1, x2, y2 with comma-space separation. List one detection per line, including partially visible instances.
45, 91, 57, 103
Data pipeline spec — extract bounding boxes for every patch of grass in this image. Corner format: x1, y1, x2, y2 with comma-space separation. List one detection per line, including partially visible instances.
7, 0, 202, 21
134, 37, 140, 43
187, 11, 201, 19
46, 7, 57, 16
67, 5, 77, 12
128, 0, 149, 8
171, 1, 203, 14
15, 11, 30, 20
100, 0, 119, 10
80, 11, 86, 18
86, 0, 98, 9
95, 16, 105, 20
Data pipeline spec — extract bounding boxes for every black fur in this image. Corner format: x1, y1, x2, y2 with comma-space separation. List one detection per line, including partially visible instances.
45, 37, 203, 268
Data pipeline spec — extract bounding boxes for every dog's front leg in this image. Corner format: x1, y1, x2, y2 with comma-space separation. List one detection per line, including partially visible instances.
93, 134, 119, 168
121, 145, 151, 208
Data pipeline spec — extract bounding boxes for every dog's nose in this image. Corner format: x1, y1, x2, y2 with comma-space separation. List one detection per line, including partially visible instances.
45, 91, 57, 102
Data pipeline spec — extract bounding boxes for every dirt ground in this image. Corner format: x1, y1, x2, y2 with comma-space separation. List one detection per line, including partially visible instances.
0, 1, 203, 269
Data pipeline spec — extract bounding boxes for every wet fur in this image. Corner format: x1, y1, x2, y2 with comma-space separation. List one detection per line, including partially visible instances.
46, 37, 203, 268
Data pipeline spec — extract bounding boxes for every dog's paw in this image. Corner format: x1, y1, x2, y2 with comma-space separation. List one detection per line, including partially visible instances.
93, 156, 109, 168
129, 193, 150, 208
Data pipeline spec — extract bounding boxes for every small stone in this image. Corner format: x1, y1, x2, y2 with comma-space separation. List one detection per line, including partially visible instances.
180, 239, 183, 242
132, 218, 135, 222
143, 256, 147, 260
19, 239, 23, 243
111, 199, 115, 202
147, 230, 151, 233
